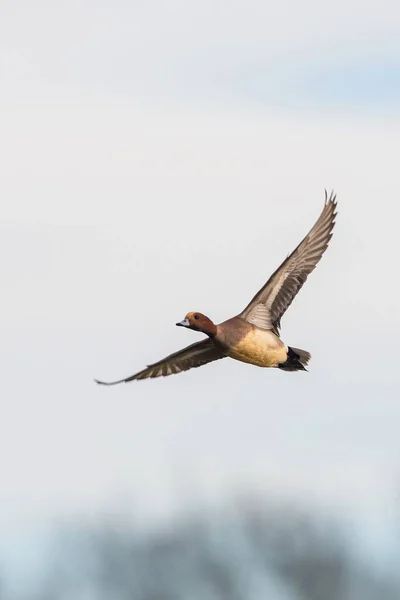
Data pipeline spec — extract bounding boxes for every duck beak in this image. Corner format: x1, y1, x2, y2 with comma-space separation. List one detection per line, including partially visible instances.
176, 318, 190, 328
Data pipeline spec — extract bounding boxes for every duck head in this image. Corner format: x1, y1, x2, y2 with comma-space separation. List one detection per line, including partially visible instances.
176, 312, 217, 337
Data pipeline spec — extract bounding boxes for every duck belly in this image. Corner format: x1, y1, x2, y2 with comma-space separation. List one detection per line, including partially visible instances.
226, 328, 287, 368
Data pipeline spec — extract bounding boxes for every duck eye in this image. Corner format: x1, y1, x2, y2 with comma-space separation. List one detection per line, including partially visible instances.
194, 314, 200, 320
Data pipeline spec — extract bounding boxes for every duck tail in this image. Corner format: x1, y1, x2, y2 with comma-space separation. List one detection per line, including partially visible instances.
278, 347, 311, 372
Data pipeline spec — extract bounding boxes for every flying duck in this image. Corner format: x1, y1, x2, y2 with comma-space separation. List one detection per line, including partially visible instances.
95, 191, 337, 384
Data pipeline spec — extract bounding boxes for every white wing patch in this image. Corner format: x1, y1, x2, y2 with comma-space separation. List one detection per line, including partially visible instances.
245, 304, 272, 329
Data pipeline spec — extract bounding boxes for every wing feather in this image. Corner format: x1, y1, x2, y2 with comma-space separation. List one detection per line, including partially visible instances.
95, 338, 225, 385
240, 191, 337, 334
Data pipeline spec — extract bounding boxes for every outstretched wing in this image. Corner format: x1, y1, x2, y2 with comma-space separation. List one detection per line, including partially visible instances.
95, 338, 225, 385
240, 191, 337, 334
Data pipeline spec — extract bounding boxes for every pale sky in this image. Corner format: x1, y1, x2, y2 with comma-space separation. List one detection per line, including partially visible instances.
1, 0, 400, 588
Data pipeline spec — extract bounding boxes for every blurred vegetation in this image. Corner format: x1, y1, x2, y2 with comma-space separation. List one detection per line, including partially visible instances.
9, 498, 400, 600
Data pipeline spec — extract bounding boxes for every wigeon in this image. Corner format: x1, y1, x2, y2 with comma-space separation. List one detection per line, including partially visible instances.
95, 191, 337, 384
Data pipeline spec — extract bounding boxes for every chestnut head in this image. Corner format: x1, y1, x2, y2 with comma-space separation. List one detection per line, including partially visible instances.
176, 312, 217, 337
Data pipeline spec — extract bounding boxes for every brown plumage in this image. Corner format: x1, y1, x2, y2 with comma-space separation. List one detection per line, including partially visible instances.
95, 191, 337, 385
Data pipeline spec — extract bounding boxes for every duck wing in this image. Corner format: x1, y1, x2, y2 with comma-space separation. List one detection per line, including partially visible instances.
95, 338, 225, 384
239, 191, 337, 335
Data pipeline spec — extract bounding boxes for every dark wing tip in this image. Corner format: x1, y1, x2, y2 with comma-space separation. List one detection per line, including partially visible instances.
94, 378, 126, 386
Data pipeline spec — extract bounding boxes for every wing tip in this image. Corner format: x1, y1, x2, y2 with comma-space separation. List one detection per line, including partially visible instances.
325, 189, 337, 219
324, 189, 338, 209
94, 378, 125, 386
323, 189, 338, 229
